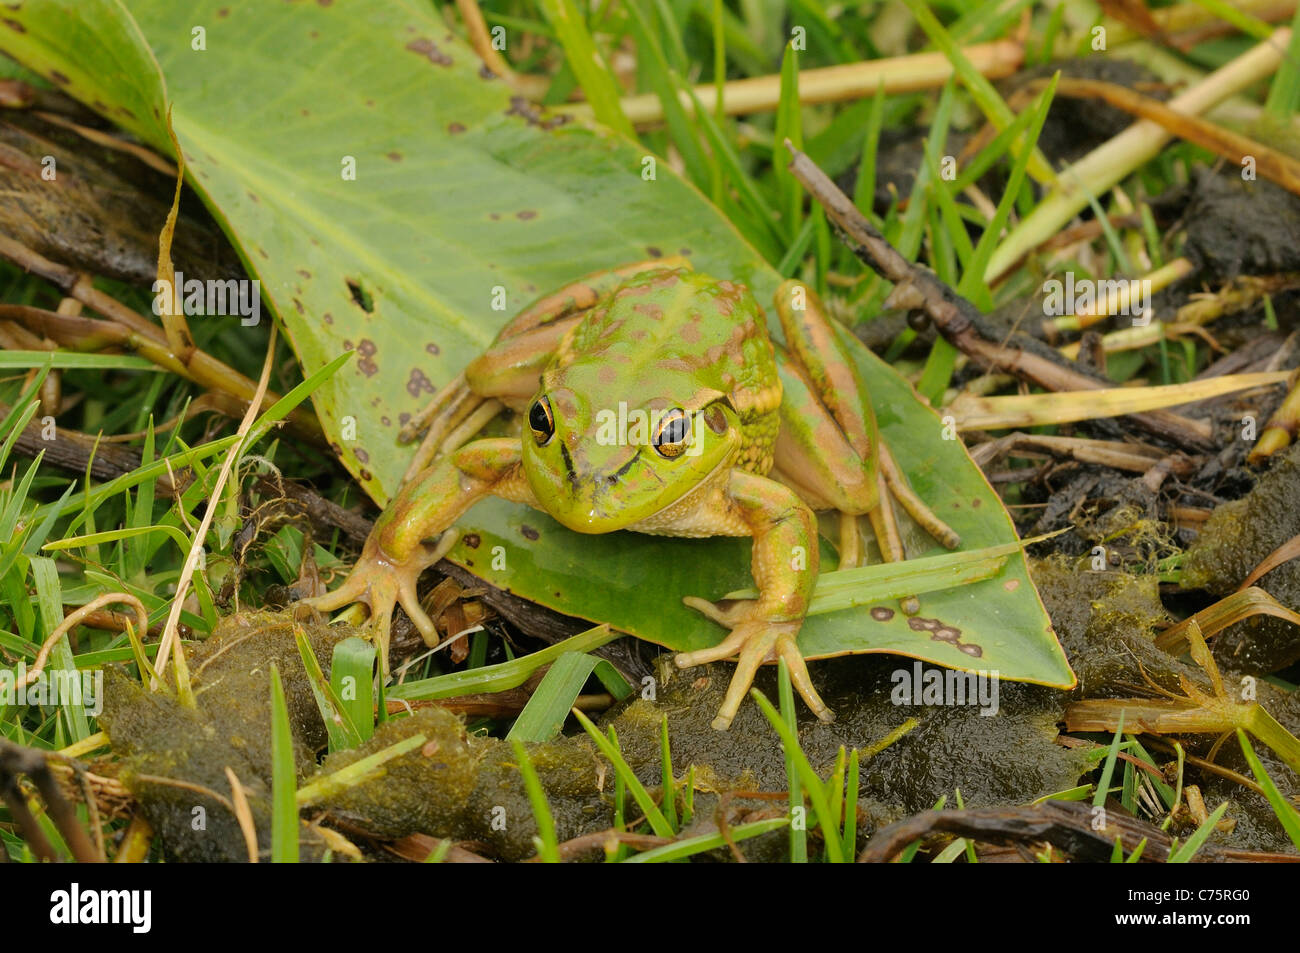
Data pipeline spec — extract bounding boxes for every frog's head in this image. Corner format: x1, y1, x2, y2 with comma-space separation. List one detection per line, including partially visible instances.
520, 382, 742, 533
519, 271, 756, 533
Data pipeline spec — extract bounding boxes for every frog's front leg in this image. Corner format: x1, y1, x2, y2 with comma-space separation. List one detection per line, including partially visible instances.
299, 438, 533, 674
674, 471, 832, 730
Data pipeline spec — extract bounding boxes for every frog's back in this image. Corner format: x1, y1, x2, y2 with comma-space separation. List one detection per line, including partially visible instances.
552, 267, 781, 472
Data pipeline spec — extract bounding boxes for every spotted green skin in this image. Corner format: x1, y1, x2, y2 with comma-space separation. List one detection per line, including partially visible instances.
523, 268, 784, 534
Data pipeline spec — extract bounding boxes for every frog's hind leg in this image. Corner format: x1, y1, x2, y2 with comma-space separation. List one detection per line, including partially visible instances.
400, 258, 692, 482
771, 280, 960, 578
878, 439, 962, 549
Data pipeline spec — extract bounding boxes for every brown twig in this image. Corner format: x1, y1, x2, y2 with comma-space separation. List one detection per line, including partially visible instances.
859, 798, 1297, 862
0, 240, 323, 443
0, 740, 101, 862
17, 592, 148, 689
783, 139, 1214, 452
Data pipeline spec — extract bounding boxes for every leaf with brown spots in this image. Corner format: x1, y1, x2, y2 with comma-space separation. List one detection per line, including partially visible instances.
0, 0, 1071, 689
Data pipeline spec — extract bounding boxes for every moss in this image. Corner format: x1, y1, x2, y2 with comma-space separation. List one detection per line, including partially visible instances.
315, 708, 479, 840
604, 655, 1087, 826
98, 611, 352, 861
1030, 557, 1300, 854
1030, 555, 1176, 696
459, 736, 608, 860
1183, 443, 1300, 673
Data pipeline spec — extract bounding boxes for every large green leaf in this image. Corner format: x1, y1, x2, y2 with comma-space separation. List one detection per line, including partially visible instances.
2, 0, 1073, 687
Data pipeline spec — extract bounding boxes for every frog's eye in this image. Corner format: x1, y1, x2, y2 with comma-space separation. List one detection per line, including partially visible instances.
653, 409, 691, 459
528, 396, 555, 445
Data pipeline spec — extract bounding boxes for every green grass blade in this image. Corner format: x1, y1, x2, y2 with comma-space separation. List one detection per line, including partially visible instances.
679, 81, 784, 257
243, 351, 352, 450
0, 351, 159, 371
774, 42, 802, 242
623, 817, 788, 862
388, 624, 616, 701
573, 710, 674, 838
852, 82, 886, 222
842, 747, 859, 859
966, 73, 1058, 294
948, 89, 1042, 197
659, 714, 678, 832
592, 659, 634, 700
0, 395, 40, 477
295, 626, 362, 752
1167, 801, 1229, 863
31, 556, 90, 743
625, 0, 711, 187
1093, 709, 1127, 809
36, 436, 240, 527
507, 651, 600, 742
777, 661, 807, 863
296, 733, 426, 807
751, 682, 844, 862
1265, 6, 1300, 119
1188, 0, 1273, 40
1236, 729, 1300, 849
269, 662, 299, 863
538, 0, 635, 138
719, 537, 1018, 609
511, 739, 561, 862
901, 0, 1055, 185
331, 637, 377, 743
933, 838, 970, 862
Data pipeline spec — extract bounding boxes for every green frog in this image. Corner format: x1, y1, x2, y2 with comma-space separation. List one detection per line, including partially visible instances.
301, 260, 959, 729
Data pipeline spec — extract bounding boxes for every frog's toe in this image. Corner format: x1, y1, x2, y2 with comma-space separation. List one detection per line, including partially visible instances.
680, 621, 830, 731
681, 595, 753, 629
775, 632, 834, 724
396, 577, 440, 647
297, 572, 368, 614
710, 627, 779, 730
674, 625, 753, 669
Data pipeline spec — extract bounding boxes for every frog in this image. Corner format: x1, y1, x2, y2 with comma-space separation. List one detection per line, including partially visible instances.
300, 259, 959, 730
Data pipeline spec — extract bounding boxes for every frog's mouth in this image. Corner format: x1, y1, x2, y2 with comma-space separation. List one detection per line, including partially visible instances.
543, 431, 740, 535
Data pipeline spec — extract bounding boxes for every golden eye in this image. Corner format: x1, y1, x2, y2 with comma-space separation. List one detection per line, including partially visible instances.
528, 396, 554, 445
653, 409, 691, 458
